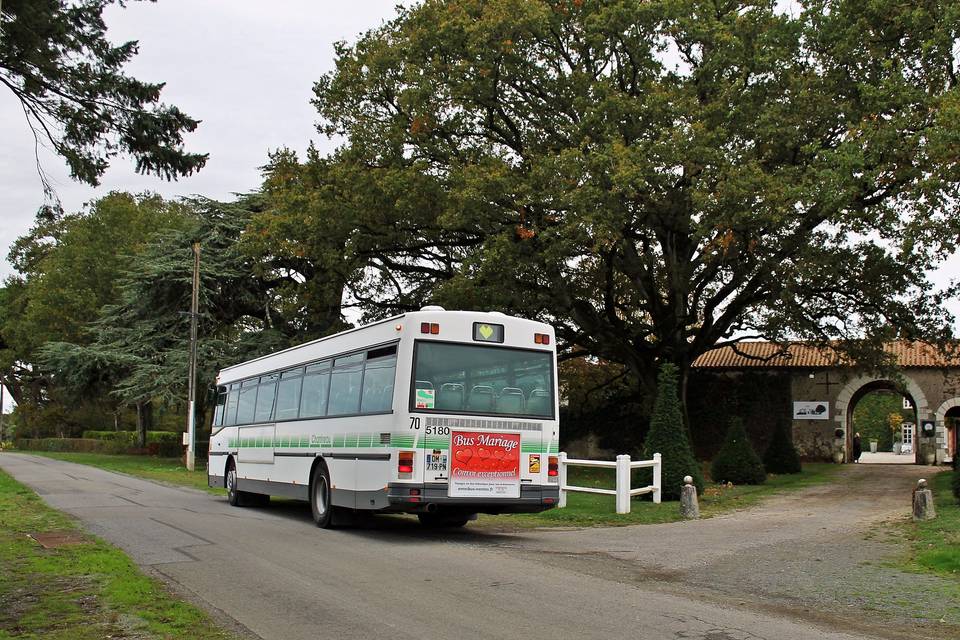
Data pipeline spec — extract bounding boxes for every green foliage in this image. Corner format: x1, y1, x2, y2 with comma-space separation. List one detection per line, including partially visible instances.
15, 436, 182, 457
642, 363, 703, 500
953, 465, 960, 505
0, 0, 206, 187
852, 391, 910, 451
316, 0, 960, 409
711, 417, 767, 485
763, 418, 802, 475
81, 430, 178, 445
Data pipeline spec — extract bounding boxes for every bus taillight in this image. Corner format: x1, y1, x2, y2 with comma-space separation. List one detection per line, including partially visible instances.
398, 451, 415, 474
548, 456, 558, 477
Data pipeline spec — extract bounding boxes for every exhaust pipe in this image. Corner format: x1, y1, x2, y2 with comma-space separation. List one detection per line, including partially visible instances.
425, 503, 438, 513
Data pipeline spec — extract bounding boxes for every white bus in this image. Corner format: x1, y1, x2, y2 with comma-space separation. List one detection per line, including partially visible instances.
207, 307, 560, 528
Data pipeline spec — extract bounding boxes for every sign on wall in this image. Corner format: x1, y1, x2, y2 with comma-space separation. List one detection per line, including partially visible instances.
449, 431, 521, 498
793, 401, 829, 420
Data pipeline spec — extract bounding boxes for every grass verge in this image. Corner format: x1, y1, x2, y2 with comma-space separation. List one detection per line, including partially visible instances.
481, 463, 839, 529
901, 470, 960, 577
0, 467, 233, 639
20, 451, 222, 495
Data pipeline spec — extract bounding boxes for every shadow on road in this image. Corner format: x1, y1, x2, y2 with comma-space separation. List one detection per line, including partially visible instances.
237, 496, 526, 544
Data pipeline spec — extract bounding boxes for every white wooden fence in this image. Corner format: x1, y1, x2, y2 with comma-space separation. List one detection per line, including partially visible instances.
557, 452, 662, 513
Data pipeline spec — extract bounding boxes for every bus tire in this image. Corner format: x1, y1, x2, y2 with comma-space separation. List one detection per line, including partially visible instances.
310, 463, 335, 528
417, 513, 471, 528
226, 460, 245, 507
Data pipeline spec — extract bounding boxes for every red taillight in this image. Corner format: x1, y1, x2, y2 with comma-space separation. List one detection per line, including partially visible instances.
548, 455, 559, 477
398, 451, 414, 474
430, 323, 440, 335
542, 334, 550, 345
420, 322, 430, 334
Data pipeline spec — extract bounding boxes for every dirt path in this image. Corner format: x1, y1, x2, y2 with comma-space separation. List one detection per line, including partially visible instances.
491, 464, 960, 638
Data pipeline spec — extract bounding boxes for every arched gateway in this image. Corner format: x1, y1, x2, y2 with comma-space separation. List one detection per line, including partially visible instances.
693, 341, 959, 464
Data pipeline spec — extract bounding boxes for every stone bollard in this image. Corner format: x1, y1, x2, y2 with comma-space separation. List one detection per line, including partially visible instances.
912, 479, 936, 522
680, 475, 700, 519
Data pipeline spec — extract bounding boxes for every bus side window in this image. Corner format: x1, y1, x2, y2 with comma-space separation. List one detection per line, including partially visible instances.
255, 374, 278, 423
224, 384, 240, 426
328, 353, 363, 416
212, 386, 227, 426
360, 346, 397, 413
300, 361, 331, 418
236, 379, 258, 425
275, 368, 303, 421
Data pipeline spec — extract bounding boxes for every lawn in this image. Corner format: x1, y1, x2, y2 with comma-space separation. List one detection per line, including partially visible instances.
480, 462, 839, 529
23, 451, 222, 495
902, 470, 960, 577
0, 467, 233, 640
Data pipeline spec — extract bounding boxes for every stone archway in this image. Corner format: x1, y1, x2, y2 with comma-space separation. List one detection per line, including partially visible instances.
933, 398, 960, 463
834, 374, 930, 463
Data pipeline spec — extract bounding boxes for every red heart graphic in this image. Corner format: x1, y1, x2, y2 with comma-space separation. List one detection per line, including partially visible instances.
493, 449, 505, 459
455, 448, 473, 463
477, 447, 490, 459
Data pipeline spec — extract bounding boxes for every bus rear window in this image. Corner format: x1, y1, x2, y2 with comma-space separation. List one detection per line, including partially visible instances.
411, 342, 554, 418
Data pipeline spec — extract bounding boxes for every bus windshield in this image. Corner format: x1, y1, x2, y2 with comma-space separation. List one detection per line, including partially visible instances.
411, 342, 554, 418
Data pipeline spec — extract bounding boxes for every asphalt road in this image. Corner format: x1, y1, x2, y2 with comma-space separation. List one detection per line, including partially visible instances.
0, 453, 916, 640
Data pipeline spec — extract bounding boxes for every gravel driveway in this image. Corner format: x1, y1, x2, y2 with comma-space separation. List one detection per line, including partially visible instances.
489, 463, 960, 639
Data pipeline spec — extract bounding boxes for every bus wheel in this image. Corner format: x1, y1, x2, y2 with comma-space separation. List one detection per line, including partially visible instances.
417, 513, 471, 528
226, 462, 245, 507
310, 463, 334, 528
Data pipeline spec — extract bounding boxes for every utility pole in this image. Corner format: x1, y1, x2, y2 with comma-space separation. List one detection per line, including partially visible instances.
0, 383, 5, 446
186, 242, 200, 471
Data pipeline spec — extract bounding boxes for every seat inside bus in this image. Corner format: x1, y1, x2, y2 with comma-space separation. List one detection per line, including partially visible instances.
437, 383, 464, 410
526, 389, 550, 416
467, 385, 495, 411
497, 387, 525, 413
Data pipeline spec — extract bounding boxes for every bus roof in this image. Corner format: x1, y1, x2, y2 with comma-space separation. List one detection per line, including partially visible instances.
216, 310, 553, 385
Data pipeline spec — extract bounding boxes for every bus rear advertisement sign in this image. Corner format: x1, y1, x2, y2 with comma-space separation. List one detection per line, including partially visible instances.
449, 431, 521, 498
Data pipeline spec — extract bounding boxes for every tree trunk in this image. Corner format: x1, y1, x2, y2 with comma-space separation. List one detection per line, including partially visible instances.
135, 401, 153, 448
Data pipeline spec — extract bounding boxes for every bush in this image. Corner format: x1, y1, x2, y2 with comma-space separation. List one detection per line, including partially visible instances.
711, 417, 766, 485
14, 436, 182, 457
763, 419, 802, 474
642, 363, 704, 500
953, 464, 959, 505
81, 430, 179, 446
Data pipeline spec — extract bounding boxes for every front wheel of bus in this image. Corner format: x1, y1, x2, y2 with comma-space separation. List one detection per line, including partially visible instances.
310, 464, 334, 528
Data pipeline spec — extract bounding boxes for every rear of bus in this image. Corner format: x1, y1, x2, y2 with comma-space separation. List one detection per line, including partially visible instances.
389, 309, 560, 517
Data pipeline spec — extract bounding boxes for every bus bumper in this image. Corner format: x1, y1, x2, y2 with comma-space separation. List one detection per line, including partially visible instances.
386, 483, 560, 514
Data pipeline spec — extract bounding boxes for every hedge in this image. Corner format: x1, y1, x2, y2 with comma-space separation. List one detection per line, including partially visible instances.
81, 430, 179, 445
15, 437, 182, 457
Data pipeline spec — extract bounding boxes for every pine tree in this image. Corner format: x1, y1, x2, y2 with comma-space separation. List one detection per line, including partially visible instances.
711, 417, 767, 485
764, 419, 802, 475
642, 363, 703, 500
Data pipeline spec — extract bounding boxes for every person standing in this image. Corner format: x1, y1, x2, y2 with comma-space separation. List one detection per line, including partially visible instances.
853, 432, 863, 463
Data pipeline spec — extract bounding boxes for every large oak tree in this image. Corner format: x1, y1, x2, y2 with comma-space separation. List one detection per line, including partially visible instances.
315, 0, 960, 405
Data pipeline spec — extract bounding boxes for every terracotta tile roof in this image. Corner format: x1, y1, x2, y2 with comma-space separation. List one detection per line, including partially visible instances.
692, 341, 958, 369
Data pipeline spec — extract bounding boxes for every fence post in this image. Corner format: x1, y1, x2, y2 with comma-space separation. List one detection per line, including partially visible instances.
652, 452, 662, 504
615, 454, 631, 514
558, 451, 568, 508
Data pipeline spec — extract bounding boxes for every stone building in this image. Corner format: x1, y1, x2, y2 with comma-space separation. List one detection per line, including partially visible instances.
693, 341, 959, 464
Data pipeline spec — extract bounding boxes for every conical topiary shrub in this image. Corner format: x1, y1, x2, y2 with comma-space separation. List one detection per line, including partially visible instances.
642, 362, 704, 500
711, 417, 766, 485
763, 418, 802, 475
